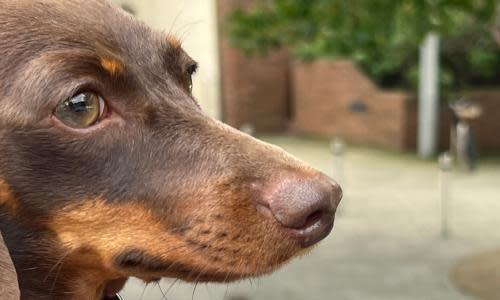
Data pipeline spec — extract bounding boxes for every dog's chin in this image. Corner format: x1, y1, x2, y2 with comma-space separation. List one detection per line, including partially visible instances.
103, 278, 129, 299
120, 261, 284, 285
102, 270, 266, 299
105, 241, 311, 299
105, 254, 297, 298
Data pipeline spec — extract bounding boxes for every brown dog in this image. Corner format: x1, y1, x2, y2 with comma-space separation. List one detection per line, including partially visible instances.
0, 1, 342, 299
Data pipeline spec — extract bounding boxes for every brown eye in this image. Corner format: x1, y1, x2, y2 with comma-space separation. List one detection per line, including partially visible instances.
54, 92, 106, 128
186, 74, 193, 92
186, 63, 197, 93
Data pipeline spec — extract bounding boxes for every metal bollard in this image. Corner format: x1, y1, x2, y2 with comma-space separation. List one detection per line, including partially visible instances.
330, 138, 345, 214
438, 152, 453, 239
330, 138, 345, 184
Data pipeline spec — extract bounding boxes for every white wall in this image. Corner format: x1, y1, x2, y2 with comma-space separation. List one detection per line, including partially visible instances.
111, 0, 221, 119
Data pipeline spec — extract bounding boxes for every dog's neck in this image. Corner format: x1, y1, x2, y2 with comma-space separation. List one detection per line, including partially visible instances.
0, 212, 124, 300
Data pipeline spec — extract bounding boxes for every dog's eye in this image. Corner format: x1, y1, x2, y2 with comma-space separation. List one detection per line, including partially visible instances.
186, 63, 197, 93
54, 92, 106, 128
186, 74, 193, 92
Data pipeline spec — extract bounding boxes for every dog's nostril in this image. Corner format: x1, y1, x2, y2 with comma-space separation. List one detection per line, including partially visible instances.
302, 210, 324, 229
260, 173, 342, 247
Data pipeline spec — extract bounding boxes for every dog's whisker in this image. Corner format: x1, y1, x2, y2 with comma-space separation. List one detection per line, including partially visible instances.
48, 250, 72, 298
191, 280, 199, 300
167, 5, 184, 39
175, 20, 205, 45
224, 282, 230, 300
139, 281, 148, 300
44, 248, 71, 283
156, 281, 169, 300
203, 283, 214, 300
164, 278, 179, 296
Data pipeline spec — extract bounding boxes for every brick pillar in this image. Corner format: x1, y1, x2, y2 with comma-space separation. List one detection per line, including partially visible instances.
217, 0, 290, 132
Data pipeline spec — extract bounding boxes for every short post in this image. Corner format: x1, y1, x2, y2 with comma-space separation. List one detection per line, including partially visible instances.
438, 152, 453, 239
330, 138, 345, 214
330, 138, 345, 185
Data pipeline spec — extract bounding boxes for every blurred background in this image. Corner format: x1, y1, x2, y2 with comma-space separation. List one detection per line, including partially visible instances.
111, 0, 500, 299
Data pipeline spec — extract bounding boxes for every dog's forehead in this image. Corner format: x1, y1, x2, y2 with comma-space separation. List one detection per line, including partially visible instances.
0, 0, 177, 60
0, 0, 190, 125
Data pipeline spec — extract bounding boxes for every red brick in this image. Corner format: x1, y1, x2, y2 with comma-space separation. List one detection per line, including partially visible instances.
292, 59, 416, 151
217, 0, 290, 132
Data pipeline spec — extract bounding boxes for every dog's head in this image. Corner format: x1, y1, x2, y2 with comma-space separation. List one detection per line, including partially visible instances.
0, 0, 342, 298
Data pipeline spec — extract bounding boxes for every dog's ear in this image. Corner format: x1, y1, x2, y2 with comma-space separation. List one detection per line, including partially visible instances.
0, 231, 19, 300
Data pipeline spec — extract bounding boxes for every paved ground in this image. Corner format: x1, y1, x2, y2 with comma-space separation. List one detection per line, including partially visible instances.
451, 248, 500, 300
121, 135, 500, 300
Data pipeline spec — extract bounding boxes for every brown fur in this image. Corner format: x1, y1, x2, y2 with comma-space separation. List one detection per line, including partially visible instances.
0, 1, 337, 299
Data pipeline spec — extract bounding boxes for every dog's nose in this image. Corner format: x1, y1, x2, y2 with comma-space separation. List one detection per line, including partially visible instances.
257, 173, 342, 248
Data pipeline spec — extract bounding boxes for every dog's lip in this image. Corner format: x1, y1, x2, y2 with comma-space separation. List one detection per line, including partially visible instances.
115, 256, 260, 284
103, 278, 128, 299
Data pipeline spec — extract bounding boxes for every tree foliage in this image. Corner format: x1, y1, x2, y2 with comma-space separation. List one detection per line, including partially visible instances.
227, 0, 500, 91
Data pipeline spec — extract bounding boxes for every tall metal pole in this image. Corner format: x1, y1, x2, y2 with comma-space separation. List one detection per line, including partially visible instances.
418, 33, 440, 159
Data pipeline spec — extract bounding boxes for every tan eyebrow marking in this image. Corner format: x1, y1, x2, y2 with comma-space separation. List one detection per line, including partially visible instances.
100, 57, 124, 76
167, 34, 182, 49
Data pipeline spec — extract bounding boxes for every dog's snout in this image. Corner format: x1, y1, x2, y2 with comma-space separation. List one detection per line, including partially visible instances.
256, 173, 342, 248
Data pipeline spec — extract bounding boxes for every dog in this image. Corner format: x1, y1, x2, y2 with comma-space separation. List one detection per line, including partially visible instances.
0, 1, 342, 299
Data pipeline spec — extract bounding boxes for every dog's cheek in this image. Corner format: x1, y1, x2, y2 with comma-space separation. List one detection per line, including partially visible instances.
167, 182, 302, 272
46, 199, 176, 266
45, 199, 222, 276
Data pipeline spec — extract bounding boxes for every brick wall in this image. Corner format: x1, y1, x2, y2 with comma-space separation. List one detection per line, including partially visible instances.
292, 59, 416, 151
217, 3, 500, 151
217, 0, 290, 132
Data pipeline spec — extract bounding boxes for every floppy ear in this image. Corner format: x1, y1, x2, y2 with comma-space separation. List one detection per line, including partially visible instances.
0, 231, 19, 300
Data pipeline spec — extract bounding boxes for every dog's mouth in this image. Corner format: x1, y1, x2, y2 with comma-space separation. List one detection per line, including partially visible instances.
114, 248, 289, 281
100, 267, 266, 300
103, 279, 128, 300
102, 243, 299, 299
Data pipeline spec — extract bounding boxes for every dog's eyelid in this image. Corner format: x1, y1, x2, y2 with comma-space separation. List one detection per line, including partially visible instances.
187, 62, 198, 75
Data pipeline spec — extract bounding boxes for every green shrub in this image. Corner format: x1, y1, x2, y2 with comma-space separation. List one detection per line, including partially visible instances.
227, 0, 500, 95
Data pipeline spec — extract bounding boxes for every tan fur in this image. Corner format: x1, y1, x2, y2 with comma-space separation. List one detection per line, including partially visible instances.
99, 57, 124, 76
167, 34, 182, 49
0, 179, 19, 215
45, 196, 300, 298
